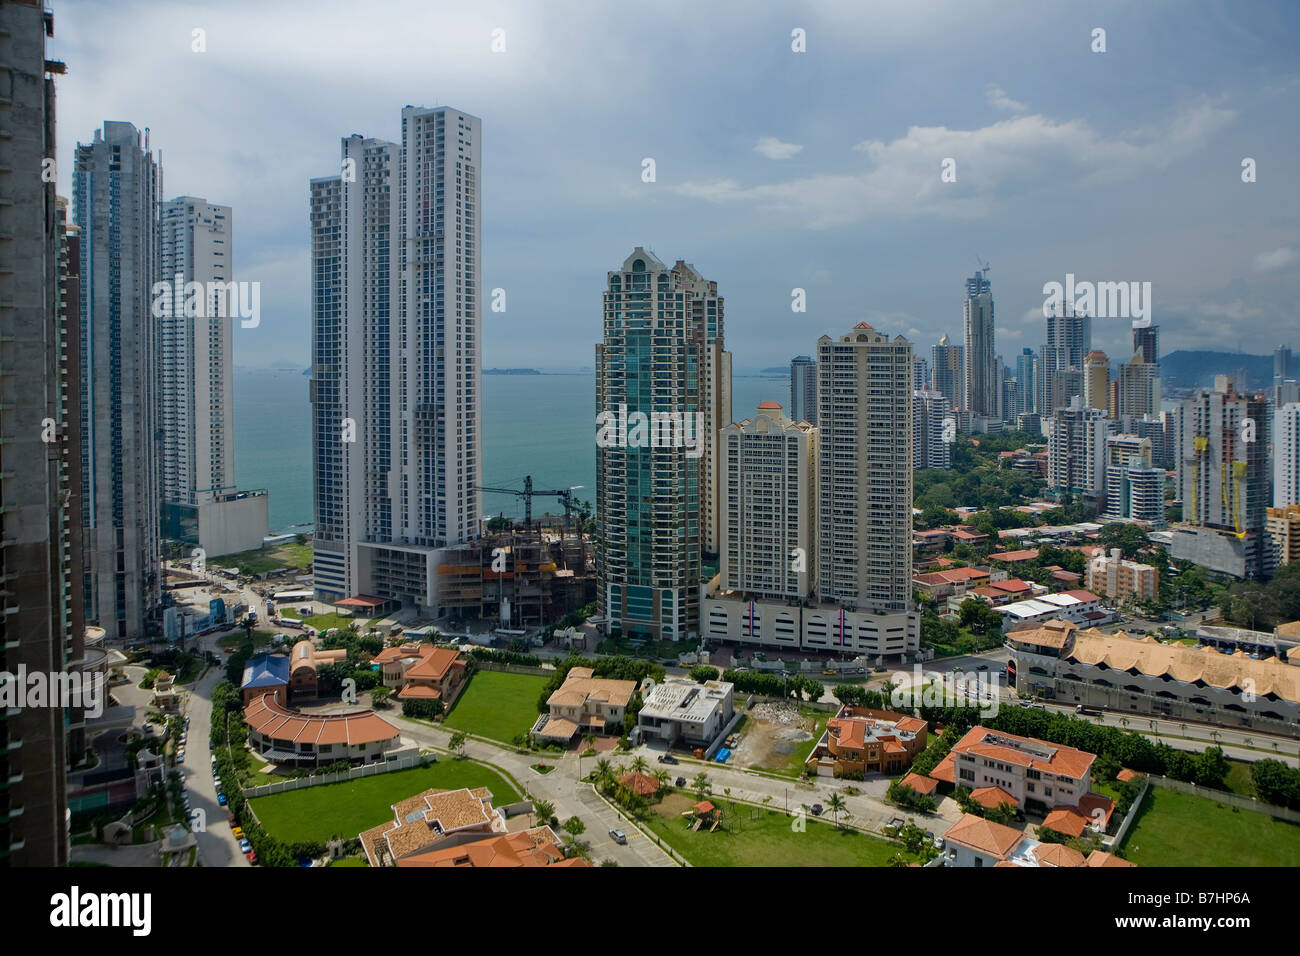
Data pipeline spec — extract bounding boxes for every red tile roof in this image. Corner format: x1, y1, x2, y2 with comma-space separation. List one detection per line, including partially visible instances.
898, 772, 938, 795
969, 786, 1017, 810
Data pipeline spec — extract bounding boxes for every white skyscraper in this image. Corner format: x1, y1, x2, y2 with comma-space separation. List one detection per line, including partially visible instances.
310, 106, 481, 610
1274, 402, 1300, 508
914, 389, 951, 469
719, 402, 816, 600
157, 197, 268, 555
1047, 396, 1109, 505
963, 269, 997, 418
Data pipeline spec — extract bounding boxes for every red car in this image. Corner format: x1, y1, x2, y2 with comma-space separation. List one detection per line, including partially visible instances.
245, 849, 258, 865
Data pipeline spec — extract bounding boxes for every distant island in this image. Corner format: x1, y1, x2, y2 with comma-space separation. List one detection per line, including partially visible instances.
759, 367, 789, 375
484, 368, 541, 375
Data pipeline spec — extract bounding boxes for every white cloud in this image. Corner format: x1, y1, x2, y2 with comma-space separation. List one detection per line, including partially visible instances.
675, 99, 1235, 229
984, 84, 1027, 113
754, 137, 804, 160
1252, 247, 1299, 272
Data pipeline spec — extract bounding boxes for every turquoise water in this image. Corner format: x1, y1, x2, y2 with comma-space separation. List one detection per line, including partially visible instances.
233, 368, 787, 533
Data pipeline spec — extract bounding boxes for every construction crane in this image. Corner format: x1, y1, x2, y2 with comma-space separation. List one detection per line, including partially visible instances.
479, 475, 583, 532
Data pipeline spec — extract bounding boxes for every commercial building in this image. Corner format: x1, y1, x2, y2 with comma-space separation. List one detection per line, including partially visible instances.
1006, 620, 1300, 734
74, 121, 163, 641
1083, 351, 1109, 412
805, 707, 927, 778
914, 389, 951, 469
1276, 402, 1300, 508
1015, 348, 1039, 418
1086, 549, 1159, 603
963, 269, 997, 418
996, 589, 1106, 630
531, 667, 638, 743
310, 106, 482, 610
1040, 306, 1091, 415
288, 639, 347, 700
1047, 396, 1109, 507
1133, 325, 1159, 365
596, 249, 730, 640
636, 678, 735, 748
1104, 434, 1163, 523
1171, 376, 1271, 578
789, 355, 816, 425
1266, 505, 1300, 569
0, 1, 86, 865
932, 334, 964, 413
1117, 350, 1161, 421
157, 197, 268, 556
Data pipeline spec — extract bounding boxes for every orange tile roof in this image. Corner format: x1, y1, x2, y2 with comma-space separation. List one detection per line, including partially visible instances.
244, 693, 400, 749
951, 726, 1096, 780
898, 772, 938, 795
359, 787, 502, 866
1033, 843, 1086, 867
943, 813, 1025, 858
618, 771, 660, 796
404, 646, 463, 681
828, 717, 867, 750
1116, 768, 1142, 783
1041, 808, 1088, 837
398, 827, 589, 867
1085, 850, 1136, 868
546, 670, 637, 710
896, 716, 927, 734
969, 786, 1017, 809
929, 751, 957, 784
991, 549, 1040, 562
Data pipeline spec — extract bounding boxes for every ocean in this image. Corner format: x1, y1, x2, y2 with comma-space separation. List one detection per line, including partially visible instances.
233, 368, 790, 534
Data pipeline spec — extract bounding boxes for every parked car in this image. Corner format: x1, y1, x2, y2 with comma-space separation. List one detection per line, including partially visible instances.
217, 793, 228, 806
810, 804, 824, 816
245, 849, 257, 864
231, 827, 245, 840
608, 828, 627, 845
238, 839, 252, 853
657, 754, 679, 765
675, 777, 687, 787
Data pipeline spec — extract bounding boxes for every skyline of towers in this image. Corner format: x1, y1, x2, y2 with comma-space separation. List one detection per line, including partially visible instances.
310, 106, 483, 611
932, 333, 965, 414
74, 121, 162, 642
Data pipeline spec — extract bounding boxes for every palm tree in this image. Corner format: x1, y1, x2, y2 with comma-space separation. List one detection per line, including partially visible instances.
827, 793, 847, 830
888, 852, 910, 867
594, 758, 613, 788
652, 769, 671, 792
630, 755, 649, 775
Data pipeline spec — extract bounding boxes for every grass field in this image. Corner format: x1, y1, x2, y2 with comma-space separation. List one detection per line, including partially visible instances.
443, 669, 549, 743
248, 760, 523, 844
213, 541, 313, 575
1119, 786, 1300, 867
303, 612, 357, 632
639, 793, 902, 867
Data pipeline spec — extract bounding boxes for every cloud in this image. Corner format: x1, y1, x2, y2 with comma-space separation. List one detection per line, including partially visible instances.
754, 137, 804, 160
984, 84, 1027, 113
1252, 247, 1299, 272
673, 99, 1236, 230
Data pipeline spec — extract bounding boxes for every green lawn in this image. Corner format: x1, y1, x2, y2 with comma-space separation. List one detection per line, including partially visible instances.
1224, 760, 1256, 799
639, 794, 903, 867
443, 669, 549, 743
303, 612, 357, 632
1119, 786, 1300, 867
328, 856, 368, 867
248, 760, 523, 844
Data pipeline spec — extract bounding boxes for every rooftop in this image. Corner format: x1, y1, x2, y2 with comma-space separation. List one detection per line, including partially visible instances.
639, 678, 733, 724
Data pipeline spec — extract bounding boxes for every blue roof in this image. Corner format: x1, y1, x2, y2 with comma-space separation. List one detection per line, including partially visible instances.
241, 653, 290, 690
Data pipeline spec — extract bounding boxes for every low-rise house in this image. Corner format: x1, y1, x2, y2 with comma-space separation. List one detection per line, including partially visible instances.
360, 787, 510, 866
946, 725, 1111, 820
397, 827, 588, 867
941, 813, 1134, 868
637, 678, 734, 748
371, 642, 468, 706
912, 567, 992, 600
996, 590, 1106, 631
531, 667, 637, 744
806, 706, 928, 777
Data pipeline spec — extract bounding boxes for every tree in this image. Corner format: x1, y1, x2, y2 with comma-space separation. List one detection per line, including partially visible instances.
689, 664, 720, 683
826, 793, 848, 830
369, 685, 391, 708
692, 772, 712, 800
447, 730, 468, 757
652, 769, 671, 793
532, 799, 557, 828
630, 755, 649, 775
562, 816, 586, 840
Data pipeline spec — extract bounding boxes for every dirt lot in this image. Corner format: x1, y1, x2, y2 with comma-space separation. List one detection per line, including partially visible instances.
730, 701, 820, 771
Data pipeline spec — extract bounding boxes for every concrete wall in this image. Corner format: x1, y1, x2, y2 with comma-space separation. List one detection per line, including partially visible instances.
201, 493, 270, 556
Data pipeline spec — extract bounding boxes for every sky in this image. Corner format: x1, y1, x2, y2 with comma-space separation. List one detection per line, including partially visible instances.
49, 0, 1300, 373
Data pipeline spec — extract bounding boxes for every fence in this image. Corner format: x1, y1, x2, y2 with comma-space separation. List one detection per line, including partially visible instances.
1148, 774, 1300, 824
241, 752, 425, 798
1105, 776, 1151, 849
471, 660, 553, 677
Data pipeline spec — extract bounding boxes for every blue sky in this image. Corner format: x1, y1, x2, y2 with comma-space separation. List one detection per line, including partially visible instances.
50, 0, 1300, 372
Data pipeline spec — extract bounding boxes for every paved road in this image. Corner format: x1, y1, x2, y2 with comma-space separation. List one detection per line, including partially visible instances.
182, 666, 250, 867
388, 715, 676, 867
